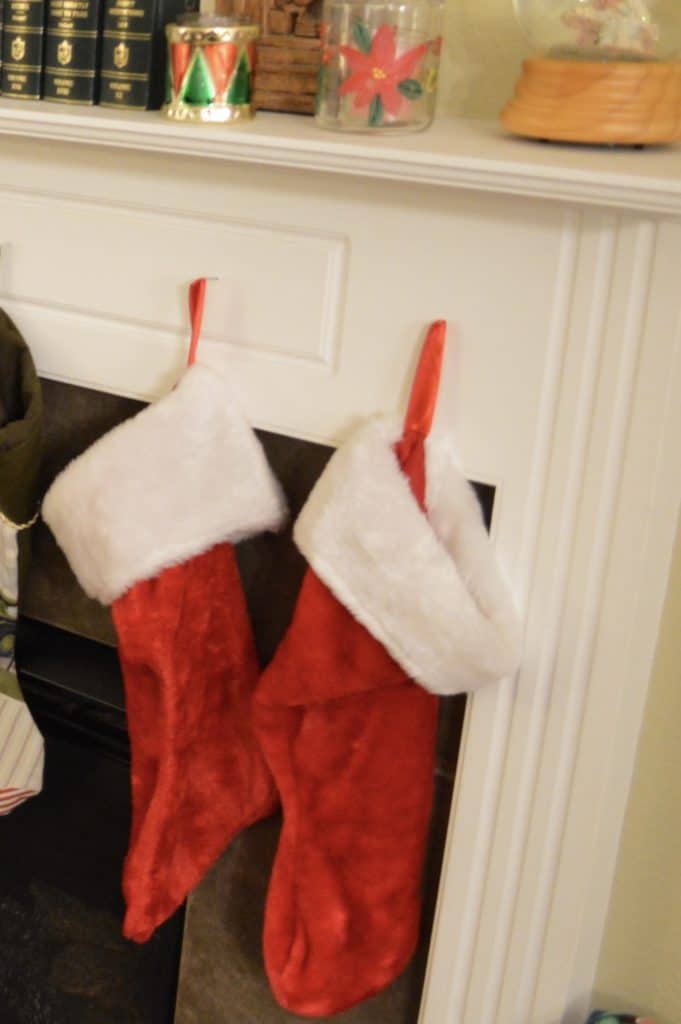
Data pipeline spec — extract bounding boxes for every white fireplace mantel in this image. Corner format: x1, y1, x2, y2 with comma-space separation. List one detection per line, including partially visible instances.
0, 100, 681, 213
1, 102, 680, 1024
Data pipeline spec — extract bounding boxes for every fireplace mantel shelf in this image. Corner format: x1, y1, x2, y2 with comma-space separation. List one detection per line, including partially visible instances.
0, 97, 680, 214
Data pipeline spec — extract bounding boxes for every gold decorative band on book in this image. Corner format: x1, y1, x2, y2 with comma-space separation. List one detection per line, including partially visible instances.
43, 95, 96, 103
102, 30, 150, 41
45, 66, 96, 76
98, 101, 147, 109
2, 63, 43, 72
100, 69, 149, 81
46, 29, 98, 37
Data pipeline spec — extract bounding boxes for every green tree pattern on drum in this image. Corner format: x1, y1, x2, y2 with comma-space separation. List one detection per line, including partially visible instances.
183, 52, 215, 106
227, 53, 251, 104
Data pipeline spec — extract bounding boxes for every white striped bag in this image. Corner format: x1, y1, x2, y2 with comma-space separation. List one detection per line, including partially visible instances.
0, 309, 44, 814
0, 519, 43, 813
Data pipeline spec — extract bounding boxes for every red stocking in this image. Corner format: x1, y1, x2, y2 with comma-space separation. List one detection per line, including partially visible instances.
44, 359, 286, 942
112, 541, 276, 941
254, 322, 522, 1016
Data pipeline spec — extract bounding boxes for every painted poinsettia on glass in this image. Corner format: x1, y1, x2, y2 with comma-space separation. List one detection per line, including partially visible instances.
315, 0, 443, 132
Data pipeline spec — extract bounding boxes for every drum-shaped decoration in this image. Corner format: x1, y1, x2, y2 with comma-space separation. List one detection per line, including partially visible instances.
163, 14, 259, 123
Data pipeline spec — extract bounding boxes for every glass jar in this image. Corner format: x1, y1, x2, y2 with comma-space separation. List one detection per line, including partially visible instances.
315, 0, 443, 133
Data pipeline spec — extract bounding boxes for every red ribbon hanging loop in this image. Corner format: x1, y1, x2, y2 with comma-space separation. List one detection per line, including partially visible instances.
394, 320, 447, 509
187, 277, 207, 367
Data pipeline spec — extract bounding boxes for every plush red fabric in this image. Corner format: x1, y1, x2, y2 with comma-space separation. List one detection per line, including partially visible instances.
254, 323, 445, 1016
113, 541, 278, 943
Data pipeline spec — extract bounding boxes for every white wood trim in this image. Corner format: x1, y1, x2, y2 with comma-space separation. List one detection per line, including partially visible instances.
419, 208, 583, 1023
1, 124, 679, 1024
552, 228, 681, 1024
487, 218, 617, 1020
420, 214, 681, 1024
516, 220, 656, 1020
0, 99, 681, 214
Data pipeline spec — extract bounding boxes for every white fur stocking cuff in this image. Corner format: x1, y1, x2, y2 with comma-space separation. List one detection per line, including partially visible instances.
294, 418, 522, 696
43, 364, 287, 605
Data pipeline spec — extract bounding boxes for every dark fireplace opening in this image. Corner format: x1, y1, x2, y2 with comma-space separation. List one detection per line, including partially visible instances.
2, 618, 185, 1024
4, 378, 490, 1024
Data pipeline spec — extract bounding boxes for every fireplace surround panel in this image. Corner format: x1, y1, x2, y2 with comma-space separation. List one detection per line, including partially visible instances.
0, 122, 679, 1024
13, 376, 476, 1023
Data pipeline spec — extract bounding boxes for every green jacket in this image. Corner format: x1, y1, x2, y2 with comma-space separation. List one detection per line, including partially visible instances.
0, 308, 42, 526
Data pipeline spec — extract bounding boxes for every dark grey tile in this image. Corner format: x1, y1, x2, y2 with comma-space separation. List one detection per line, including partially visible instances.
436, 696, 466, 778
22, 382, 334, 655
236, 429, 334, 668
21, 379, 465, 1024
175, 774, 454, 1024
0, 728, 182, 1024
22, 516, 119, 645
22, 379, 144, 645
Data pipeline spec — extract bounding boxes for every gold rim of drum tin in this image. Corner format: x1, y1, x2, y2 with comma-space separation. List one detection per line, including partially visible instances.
161, 103, 255, 123
165, 22, 259, 47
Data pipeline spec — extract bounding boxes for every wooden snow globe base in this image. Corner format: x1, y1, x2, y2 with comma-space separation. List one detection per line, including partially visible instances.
501, 57, 681, 145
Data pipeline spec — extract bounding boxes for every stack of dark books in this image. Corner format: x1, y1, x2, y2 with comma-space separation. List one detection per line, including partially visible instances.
0, 0, 197, 106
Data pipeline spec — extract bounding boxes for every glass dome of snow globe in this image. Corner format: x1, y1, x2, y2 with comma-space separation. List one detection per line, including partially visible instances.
515, 0, 681, 62
501, 0, 681, 144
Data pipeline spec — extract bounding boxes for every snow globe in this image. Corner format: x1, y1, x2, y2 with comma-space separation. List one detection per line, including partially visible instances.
501, 0, 681, 144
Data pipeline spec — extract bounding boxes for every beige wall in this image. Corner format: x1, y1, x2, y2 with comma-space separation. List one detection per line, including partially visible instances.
439, 0, 529, 117
594, 520, 681, 1023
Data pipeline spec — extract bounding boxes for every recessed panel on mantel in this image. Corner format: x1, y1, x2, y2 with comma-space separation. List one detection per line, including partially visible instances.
0, 188, 346, 369
0, 143, 568, 486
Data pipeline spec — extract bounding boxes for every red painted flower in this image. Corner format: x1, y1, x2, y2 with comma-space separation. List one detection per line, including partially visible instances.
338, 23, 426, 117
